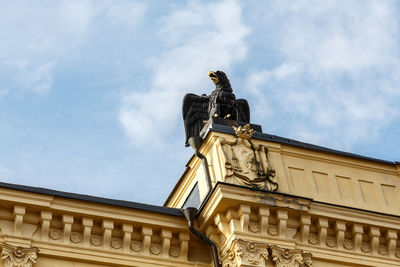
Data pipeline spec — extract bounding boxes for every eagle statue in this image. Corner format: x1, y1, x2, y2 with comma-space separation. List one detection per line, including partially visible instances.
182, 71, 250, 149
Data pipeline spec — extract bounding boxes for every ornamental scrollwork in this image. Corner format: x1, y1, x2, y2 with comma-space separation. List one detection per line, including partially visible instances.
221, 239, 268, 267
0, 243, 39, 267
270, 245, 312, 267
217, 124, 278, 191
221, 241, 312, 267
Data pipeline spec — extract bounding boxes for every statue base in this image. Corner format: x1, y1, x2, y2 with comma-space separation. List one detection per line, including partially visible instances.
200, 117, 262, 140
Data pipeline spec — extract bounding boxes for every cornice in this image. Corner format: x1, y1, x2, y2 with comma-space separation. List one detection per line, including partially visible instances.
0, 189, 212, 267
197, 183, 400, 266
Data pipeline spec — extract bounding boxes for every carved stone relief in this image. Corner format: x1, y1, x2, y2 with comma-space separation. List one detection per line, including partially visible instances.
221, 240, 312, 267
70, 233, 82, 244
218, 124, 278, 191
267, 225, 279, 236
169, 246, 180, 258
90, 236, 102, 246
0, 243, 39, 267
221, 239, 268, 267
49, 230, 61, 240
249, 222, 260, 233
130, 241, 142, 252
110, 239, 122, 249
361, 243, 371, 253
150, 244, 161, 255
270, 245, 312, 267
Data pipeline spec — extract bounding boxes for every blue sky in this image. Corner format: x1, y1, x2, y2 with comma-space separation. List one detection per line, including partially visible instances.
0, 0, 399, 205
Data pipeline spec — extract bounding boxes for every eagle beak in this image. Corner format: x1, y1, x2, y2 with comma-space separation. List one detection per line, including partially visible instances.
208, 71, 219, 84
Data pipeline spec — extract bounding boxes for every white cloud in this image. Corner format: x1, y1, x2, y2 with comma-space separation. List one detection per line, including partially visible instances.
105, 1, 147, 27
247, 0, 400, 149
23, 61, 55, 94
0, 0, 147, 95
119, 0, 249, 147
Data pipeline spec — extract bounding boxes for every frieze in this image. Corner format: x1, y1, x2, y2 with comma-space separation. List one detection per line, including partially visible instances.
0, 203, 194, 267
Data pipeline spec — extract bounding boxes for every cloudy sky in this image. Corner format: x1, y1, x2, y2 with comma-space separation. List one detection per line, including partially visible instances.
0, 0, 399, 205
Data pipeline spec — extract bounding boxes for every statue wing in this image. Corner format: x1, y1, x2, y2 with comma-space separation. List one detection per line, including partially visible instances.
236, 98, 250, 123
182, 93, 209, 146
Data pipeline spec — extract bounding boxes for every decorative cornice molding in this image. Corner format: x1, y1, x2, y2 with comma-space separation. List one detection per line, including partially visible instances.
0, 203, 196, 266
0, 243, 39, 267
203, 188, 400, 263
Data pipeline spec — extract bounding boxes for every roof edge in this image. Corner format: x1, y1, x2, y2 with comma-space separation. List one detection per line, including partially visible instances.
200, 120, 397, 165
0, 181, 183, 217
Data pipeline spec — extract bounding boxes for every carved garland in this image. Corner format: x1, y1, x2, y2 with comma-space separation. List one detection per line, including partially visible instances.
0, 243, 39, 267
221, 240, 312, 267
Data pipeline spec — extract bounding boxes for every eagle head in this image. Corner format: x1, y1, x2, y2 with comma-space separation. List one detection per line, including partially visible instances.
208, 70, 231, 89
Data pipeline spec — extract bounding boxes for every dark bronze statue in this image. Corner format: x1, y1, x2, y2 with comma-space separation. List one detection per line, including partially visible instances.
182, 71, 250, 149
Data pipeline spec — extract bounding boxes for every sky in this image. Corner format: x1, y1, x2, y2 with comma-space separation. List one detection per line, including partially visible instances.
0, 0, 399, 205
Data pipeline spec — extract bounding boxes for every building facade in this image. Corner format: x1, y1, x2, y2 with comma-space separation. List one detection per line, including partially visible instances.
0, 120, 399, 267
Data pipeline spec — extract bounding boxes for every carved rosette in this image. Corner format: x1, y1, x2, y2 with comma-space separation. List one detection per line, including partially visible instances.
0, 243, 39, 267
221, 239, 268, 267
270, 245, 312, 267
217, 124, 278, 191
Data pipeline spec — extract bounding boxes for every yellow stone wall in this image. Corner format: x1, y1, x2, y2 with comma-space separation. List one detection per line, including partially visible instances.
166, 131, 400, 216
0, 126, 399, 267
166, 128, 400, 267
0, 186, 211, 267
